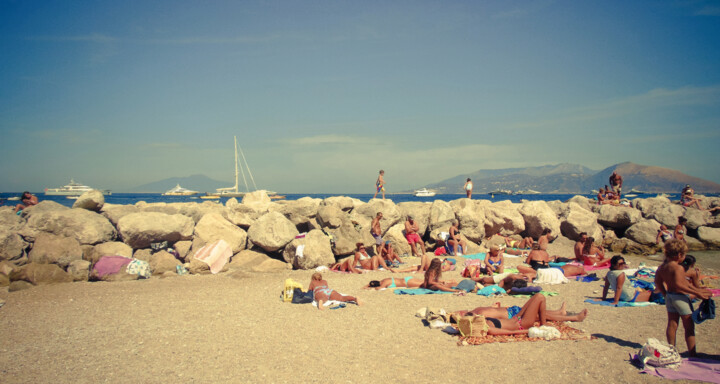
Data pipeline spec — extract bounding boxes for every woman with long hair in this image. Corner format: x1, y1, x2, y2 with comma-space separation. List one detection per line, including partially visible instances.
420, 258, 462, 293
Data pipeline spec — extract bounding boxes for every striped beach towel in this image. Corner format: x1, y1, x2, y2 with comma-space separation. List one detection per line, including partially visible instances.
194, 240, 232, 274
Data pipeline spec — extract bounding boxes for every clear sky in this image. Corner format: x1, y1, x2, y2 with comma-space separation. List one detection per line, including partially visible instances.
1, 0, 719, 193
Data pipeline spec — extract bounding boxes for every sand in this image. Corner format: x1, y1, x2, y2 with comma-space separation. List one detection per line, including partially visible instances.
1, 243, 718, 384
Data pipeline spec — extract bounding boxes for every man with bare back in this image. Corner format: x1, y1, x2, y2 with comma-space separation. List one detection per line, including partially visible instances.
609, 171, 623, 196
371, 212, 383, 255
404, 216, 425, 257
574, 232, 588, 262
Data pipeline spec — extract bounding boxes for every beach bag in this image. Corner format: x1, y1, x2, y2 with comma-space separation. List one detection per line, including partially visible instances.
457, 314, 488, 337
638, 338, 682, 369
462, 259, 483, 278
291, 288, 313, 304
282, 278, 304, 302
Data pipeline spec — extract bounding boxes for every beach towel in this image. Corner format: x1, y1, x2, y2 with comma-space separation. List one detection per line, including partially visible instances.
584, 299, 657, 307
692, 299, 715, 324
575, 275, 601, 283
476, 285, 506, 296
393, 288, 454, 295
583, 264, 610, 272
457, 320, 592, 345
533, 268, 568, 285
126, 259, 151, 278
709, 289, 720, 297
193, 239, 232, 274
641, 358, 720, 383
93, 255, 132, 278
462, 253, 486, 260
631, 279, 655, 290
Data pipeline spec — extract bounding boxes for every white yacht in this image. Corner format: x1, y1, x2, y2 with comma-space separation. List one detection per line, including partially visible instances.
413, 188, 436, 197
45, 179, 111, 196
162, 184, 199, 196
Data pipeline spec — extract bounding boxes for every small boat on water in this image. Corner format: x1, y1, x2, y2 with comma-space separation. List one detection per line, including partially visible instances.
199, 195, 220, 200
488, 189, 513, 195
66, 196, 78, 200
45, 179, 111, 196
162, 184, 199, 196
414, 188, 436, 197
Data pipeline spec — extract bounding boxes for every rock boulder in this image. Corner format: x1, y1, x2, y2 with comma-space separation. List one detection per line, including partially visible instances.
247, 211, 299, 252
193, 213, 248, 254
28, 233, 83, 268
282, 229, 334, 269
72, 190, 105, 211
117, 212, 194, 249
10, 262, 73, 285
26, 209, 117, 245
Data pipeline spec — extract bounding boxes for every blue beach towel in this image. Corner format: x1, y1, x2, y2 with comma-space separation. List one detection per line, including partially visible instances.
630, 279, 655, 290
549, 262, 567, 268
476, 285, 506, 296
462, 253, 486, 260
584, 299, 657, 307
393, 288, 454, 295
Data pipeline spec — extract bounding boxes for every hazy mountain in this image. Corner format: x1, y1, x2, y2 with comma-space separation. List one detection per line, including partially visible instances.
424, 162, 720, 194
124, 174, 232, 193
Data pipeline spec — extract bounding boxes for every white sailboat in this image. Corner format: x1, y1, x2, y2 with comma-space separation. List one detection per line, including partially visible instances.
206, 136, 269, 198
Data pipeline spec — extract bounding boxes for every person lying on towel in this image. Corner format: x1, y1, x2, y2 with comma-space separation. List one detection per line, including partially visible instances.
308, 273, 363, 310
516, 243, 587, 279
454, 296, 588, 324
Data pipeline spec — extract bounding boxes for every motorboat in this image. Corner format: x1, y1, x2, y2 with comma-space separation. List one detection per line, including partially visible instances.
162, 184, 199, 196
413, 188, 436, 197
45, 179, 111, 196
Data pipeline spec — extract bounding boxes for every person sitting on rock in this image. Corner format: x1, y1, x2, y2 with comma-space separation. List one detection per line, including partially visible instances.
447, 220, 467, 256
681, 185, 703, 209
308, 272, 362, 310
674, 217, 687, 242
404, 216, 425, 257
13, 191, 38, 213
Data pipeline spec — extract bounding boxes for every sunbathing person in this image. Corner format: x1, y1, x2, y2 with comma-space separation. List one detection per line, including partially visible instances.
420, 258, 462, 293
483, 245, 504, 275
308, 272, 362, 310
502, 235, 534, 250
597, 256, 662, 305
379, 241, 403, 266
353, 243, 386, 271
447, 220, 467, 256
682, 255, 719, 290
330, 256, 363, 274
362, 276, 423, 290
472, 273, 533, 291
456, 298, 588, 323
581, 237, 611, 267
516, 243, 587, 278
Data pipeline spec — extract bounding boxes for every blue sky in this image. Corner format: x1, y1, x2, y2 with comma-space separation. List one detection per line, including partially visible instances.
1, 0, 719, 193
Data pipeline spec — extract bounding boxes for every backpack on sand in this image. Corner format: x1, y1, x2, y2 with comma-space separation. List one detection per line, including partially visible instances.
637, 338, 682, 370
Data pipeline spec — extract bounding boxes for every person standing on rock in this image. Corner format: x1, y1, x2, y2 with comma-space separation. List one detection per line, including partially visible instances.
373, 170, 385, 200
404, 216, 425, 257
371, 212, 383, 255
609, 171, 623, 196
463, 178, 473, 199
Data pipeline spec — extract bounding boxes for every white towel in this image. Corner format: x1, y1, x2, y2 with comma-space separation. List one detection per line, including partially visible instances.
296, 244, 305, 258
534, 268, 569, 285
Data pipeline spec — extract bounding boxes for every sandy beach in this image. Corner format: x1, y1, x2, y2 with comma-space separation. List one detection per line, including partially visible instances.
1, 241, 718, 384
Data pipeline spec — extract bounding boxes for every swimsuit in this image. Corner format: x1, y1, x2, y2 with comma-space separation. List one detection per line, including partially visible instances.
313, 285, 334, 300
530, 260, 549, 270
404, 276, 413, 285
372, 232, 383, 245
465, 183, 472, 191
388, 277, 397, 289
376, 181, 384, 192
358, 252, 370, 261
507, 305, 521, 319
405, 233, 422, 244
665, 292, 693, 316
660, 231, 673, 242
486, 317, 502, 329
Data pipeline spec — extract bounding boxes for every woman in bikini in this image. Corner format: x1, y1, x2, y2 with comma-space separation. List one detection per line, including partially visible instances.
447, 220, 467, 256
420, 258, 462, 293
674, 217, 687, 242
483, 245, 504, 275
502, 235, 534, 250
455, 296, 588, 324
656, 225, 674, 245
362, 276, 423, 290
597, 256, 662, 305
581, 237, 611, 267
682, 255, 719, 290
330, 256, 363, 274
308, 273, 362, 310
353, 243, 386, 271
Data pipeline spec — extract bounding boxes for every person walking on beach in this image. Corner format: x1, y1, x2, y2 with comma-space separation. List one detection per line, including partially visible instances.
609, 171, 623, 196
373, 170, 385, 200
371, 212, 383, 255
463, 178, 473, 199
655, 239, 711, 356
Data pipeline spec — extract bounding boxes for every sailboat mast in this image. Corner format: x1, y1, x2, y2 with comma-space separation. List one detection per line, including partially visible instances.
238, 145, 258, 191
233, 136, 239, 192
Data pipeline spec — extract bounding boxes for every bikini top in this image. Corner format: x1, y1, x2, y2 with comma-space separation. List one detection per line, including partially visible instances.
486, 317, 502, 329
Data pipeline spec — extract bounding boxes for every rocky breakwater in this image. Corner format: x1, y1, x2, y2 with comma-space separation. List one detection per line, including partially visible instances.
1, 190, 719, 290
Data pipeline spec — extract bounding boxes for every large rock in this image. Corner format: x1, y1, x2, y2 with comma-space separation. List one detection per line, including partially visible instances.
223, 204, 260, 228
325, 220, 369, 256
484, 201, 525, 237
320, 196, 354, 212
0, 230, 28, 265
596, 205, 642, 229
174, 241, 192, 259
282, 229, 334, 269
624, 219, 662, 246
101, 205, 141, 226
429, 200, 455, 231
277, 197, 321, 227
317, 205, 345, 229
72, 190, 105, 211
149, 250, 181, 275
67, 260, 91, 281
20, 200, 69, 219
397, 202, 431, 236
228, 250, 271, 270
355, 200, 402, 234
247, 211, 299, 252
519, 201, 561, 238
193, 213, 248, 254
242, 190, 272, 205
9, 262, 73, 285
117, 212, 194, 249
90, 241, 134, 263
608, 238, 654, 255
683, 208, 711, 230
452, 200, 485, 242
697, 227, 720, 248
0, 208, 25, 231
560, 203, 603, 241
26, 209, 117, 245
27, 233, 83, 268
252, 258, 289, 272
565, 195, 595, 212
635, 197, 686, 227
685, 236, 706, 251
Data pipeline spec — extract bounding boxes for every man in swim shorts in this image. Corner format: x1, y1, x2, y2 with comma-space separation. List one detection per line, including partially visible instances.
609, 171, 623, 196
371, 212, 383, 254
404, 215, 425, 257
655, 239, 711, 357
373, 170, 385, 200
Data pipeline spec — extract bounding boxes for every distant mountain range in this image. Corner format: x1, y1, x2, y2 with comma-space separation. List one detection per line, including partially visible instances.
424, 162, 720, 194
122, 174, 232, 193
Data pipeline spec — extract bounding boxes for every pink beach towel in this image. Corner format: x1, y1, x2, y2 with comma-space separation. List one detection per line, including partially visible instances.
193, 240, 232, 274
642, 358, 720, 383
93, 255, 132, 278
709, 289, 720, 297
